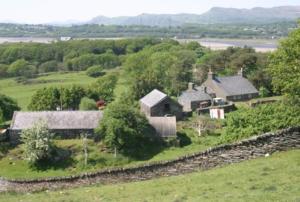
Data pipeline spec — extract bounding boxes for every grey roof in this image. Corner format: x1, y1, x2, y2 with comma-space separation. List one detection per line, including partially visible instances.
10, 111, 103, 130
140, 89, 167, 108
195, 86, 215, 95
213, 76, 258, 96
179, 88, 212, 103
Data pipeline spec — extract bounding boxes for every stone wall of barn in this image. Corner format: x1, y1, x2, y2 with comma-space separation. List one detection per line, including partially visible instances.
226, 92, 259, 102
8, 129, 95, 144
3, 127, 299, 192
150, 97, 183, 120
140, 102, 151, 117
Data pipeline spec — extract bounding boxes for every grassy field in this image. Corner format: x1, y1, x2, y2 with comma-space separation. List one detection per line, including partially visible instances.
0, 149, 299, 201
0, 72, 96, 110
0, 128, 221, 179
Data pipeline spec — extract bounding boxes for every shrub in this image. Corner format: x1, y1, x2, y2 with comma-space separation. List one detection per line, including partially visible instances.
86, 65, 104, 78
21, 121, 54, 165
0, 94, 20, 121
38, 60, 58, 73
220, 102, 300, 143
259, 86, 270, 98
79, 97, 97, 110
0, 109, 4, 126
0, 64, 8, 77
87, 72, 118, 103
7, 59, 36, 78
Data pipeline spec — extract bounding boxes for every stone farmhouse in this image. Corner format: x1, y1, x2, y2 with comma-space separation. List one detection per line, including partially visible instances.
178, 83, 212, 112
202, 69, 259, 101
179, 68, 258, 112
9, 111, 103, 143
140, 89, 183, 137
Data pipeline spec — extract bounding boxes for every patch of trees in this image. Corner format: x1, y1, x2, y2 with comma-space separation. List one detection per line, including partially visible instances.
124, 41, 197, 99
28, 73, 118, 110
0, 38, 160, 78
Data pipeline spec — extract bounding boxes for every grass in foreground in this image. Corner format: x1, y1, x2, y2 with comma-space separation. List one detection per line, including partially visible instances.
0, 149, 299, 202
0, 130, 221, 179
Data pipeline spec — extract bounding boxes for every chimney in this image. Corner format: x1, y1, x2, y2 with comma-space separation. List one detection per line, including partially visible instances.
207, 68, 216, 80
204, 86, 207, 93
238, 68, 244, 77
188, 82, 195, 91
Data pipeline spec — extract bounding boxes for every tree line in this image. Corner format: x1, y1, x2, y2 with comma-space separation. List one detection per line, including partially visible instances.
0, 22, 296, 39
0, 38, 160, 78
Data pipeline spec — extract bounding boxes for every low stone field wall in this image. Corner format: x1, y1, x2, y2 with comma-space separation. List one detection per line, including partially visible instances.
1, 126, 299, 193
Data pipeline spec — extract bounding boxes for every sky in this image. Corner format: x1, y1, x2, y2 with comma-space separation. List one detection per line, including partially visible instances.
0, 0, 299, 24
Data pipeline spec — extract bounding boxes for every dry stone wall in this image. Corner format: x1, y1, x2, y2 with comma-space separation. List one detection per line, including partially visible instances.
1, 126, 299, 193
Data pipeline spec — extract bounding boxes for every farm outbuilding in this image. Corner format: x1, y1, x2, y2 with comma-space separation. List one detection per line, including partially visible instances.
9, 111, 103, 143
147, 116, 177, 137
140, 89, 183, 120
140, 89, 182, 137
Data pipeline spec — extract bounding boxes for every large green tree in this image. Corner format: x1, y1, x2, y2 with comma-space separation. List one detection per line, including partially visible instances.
28, 87, 60, 111
96, 100, 152, 156
268, 22, 300, 100
124, 43, 196, 99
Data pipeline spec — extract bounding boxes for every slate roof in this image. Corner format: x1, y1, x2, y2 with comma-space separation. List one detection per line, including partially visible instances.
140, 89, 167, 108
178, 88, 212, 103
10, 111, 103, 130
212, 76, 258, 96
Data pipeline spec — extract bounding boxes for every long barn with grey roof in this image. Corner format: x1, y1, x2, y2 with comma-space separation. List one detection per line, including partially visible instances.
9, 111, 103, 143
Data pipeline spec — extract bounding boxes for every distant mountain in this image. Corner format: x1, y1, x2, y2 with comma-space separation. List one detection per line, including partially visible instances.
47, 19, 84, 27
199, 6, 300, 24
88, 6, 300, 26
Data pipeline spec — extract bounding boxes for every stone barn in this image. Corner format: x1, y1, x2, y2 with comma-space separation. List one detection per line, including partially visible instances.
9, 111, 103, 143
140, 89, 183, 120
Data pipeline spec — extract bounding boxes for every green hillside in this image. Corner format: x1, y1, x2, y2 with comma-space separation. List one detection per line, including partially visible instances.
0, 72, 96, 110
0, 150, 299, 202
